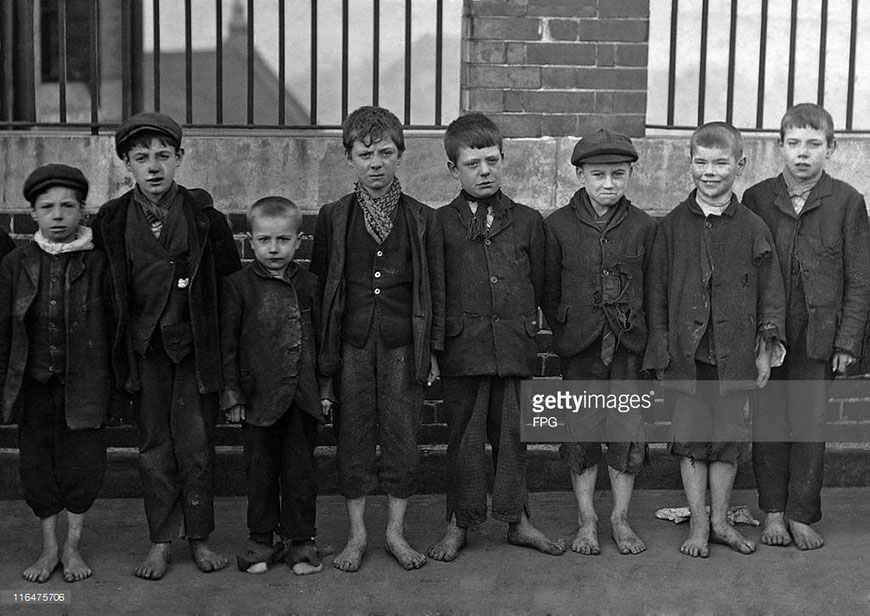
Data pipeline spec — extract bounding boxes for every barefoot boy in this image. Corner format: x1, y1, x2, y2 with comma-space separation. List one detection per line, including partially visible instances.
644, 122, 785, 558
310, 106, 438, 572
745, 103, 870, 551
92, 112, 241, 579
542, 129, 656, 556
1, 165, 112, 583
428, 113, 565, 562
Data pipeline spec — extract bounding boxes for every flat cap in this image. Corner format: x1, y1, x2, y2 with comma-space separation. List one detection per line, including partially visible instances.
23, 164, 89, 203
571, 128, 638, 166
115, 112, 182, 158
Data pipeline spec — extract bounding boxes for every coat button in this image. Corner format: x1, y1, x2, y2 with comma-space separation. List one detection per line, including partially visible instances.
376, 250, 383, 257
602, 269, 609, 276
492, 314, 500, 322
705, 221, 713, 229
601, 237, 609, 243
374, 271, 382, 278
490, 275, 498, 284
374, 288, 381, 295
484, 239, 491, 246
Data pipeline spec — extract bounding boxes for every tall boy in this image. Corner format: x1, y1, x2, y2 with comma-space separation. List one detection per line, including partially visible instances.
644, 122, 785, 558
428, 113, 565, 562
92, 112, 241, 579
745, 103, 870, 550
543, 129, 656, 556
1, 165, 111, 583
310, 106, 438, 572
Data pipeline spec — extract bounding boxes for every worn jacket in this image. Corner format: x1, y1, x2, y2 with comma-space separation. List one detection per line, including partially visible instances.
430, 191, 545, 378
0, 243, 113, 428
0, 230, 14, 260
543, 190, 657, 358
92, 186, 242, 394
643, 192, 786, 393
220, 260, 326, 426
310, 192, 435, 384
743, 173, 870, 360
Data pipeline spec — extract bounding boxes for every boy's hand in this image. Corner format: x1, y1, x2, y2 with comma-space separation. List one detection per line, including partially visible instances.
225, 404, 245, 423
832, 351, 856, 375
427, 355, 441, 387
755, 350, 771, 389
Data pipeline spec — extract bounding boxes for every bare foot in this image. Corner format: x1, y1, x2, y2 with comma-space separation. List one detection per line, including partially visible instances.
611, 515, 645, 555
190, 539, 229, 573
385, 534, 426, 570
333, 536, 366, 573
710, 521, 756, 555
22, 551, 59, 583
507, 516, 566, 556
571, 519, 600, 555
428, 522, 467, 562
760, 512, 792, 547
135, 542, 171, 580
680, 515, 710, 558
788, 520, 824, 551
61, 545, 92, 582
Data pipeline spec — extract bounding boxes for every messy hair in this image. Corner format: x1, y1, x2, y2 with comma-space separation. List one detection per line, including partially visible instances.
247, 196, 302, 231
690, 121, 744, 159
780, 103, 836, 146
342, 106, 405, 155
443, 112, 503, 164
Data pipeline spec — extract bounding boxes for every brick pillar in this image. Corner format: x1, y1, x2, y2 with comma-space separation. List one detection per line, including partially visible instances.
462, 0, 649, 137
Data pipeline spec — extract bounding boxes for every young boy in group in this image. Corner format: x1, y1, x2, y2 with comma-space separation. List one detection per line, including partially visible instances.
310, 106, 438, 572
542, 129, 656, 556
745, 103, 870, 551
221, 196, 332, 575
644, 122, 786, 558
1, 165, 112, 583
92, 112, 241, 579
427, 112, 565, 562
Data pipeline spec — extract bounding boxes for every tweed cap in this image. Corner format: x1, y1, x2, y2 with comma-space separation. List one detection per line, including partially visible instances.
23, 164, 89, 203
115, 112, 182, 158
571, 129, 638, 166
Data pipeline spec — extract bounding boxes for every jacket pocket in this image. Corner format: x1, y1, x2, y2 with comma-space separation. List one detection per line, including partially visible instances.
446, 316, 464, 337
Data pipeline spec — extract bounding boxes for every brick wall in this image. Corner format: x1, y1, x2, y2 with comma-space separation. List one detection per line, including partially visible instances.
462, 0, 649, 137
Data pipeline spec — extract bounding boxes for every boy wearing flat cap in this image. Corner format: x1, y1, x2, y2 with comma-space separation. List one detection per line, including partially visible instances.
1, 165, 113, 583
542, 129, 656, 557
92, 112, 241, 580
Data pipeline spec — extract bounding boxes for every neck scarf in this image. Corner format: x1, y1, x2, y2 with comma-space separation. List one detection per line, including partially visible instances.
34, 225, 94, 255
695, 191, 731, 216
462, 189, 503, 241
133, 182, 179, 238
355, 177, 402, 244
782, 167, 821, 215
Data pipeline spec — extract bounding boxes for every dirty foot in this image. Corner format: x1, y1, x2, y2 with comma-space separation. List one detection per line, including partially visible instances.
611, 516, 645, 555
428, 523, 467, 562
710, 521, 756, 555
135, 542, 171, 580
680, 515, 710, 558
760, 512, 792, 547
189, 539, 229, 573
22, 551, 59, 583
788, 520, 824, 551
508, 517, 566, 556
385, 535, 426, 570
571, 520, 600, 555
61, 546, 92, 582
333, 537, 366, 573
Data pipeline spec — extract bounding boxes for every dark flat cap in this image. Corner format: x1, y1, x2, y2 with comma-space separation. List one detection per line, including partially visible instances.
571, 129, 638, 166
115, 112, 182, 158
23, 164, 89, 203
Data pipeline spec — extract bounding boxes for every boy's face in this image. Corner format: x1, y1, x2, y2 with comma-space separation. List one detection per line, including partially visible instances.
124, 138, 183, 203
31, 186, 83, 244
448, 145, 503, 199
690, 145, 745, 202
248, 214, 301, 277
780, 126, 835, 181
348, 137, 401, 199
577, 162, 632, 210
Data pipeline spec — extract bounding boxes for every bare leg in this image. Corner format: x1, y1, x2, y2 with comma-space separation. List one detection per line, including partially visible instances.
787, 519, 824, 551
189, 538, 229, 573
679, 458, 710, 558
61, 512, 92, 582
384, 496, 426, 570
134, 541, 171, 580
608, 467, 645, 555
709, 461, 756, 554
507, 511, 566, 556
23, 514, 59, 583
428, 514, 467, 562
569, 467, 600, 555
760, 511, 792, 546
333, 497, 367, 572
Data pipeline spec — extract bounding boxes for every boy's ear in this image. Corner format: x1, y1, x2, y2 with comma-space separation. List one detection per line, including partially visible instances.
736, 155, 747, 175
827, 138, 838, 158
176, 148, 185, 164
447, 160, 459, 180
574, 166, 586, 185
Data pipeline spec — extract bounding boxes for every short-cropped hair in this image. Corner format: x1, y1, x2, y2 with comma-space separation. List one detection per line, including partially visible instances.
780, 103, 836, 145
690, 122, 744, 159
247, 196, 302, 231
118, 131, 181, 159
443, 113, 503, 164
342, 106, 405, 155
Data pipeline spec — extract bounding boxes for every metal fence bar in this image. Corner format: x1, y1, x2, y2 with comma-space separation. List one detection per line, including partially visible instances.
818, 0, 828, 107
373, 0, 380, 107
435, 0, 443, 125
341, 0, 348, 120
88, 0, 98, 134
215, 0, 223, 124
404, 0, 412, 125
58, 0, 68, 123
152, 0, 160, 112
725, 0, 737, 125
310, 0, 318, 124
756, 0, 768, 129
697, 0, 709, 125
247, 0, 254, 125
846, 0, 858, 130
666, 0, 679, 127
278, 0, 286, 125
786, 0, 798, 108
184, 0, 192, 124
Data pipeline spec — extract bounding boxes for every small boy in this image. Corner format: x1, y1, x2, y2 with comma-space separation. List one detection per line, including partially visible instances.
221, 196, 332, 575
427, 112, 565, 561
92, 112, 241, 579
0, 165, 112, 583
643, 122, 786, 558
745, 103, 870, 550
542, 129, 656, 556
310, 106, 438, 572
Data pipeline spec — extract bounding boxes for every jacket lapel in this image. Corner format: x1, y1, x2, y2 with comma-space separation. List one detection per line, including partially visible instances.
17, 246, 40, 318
